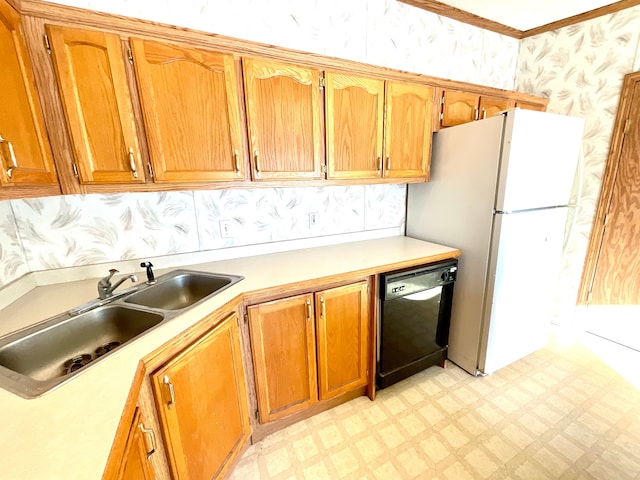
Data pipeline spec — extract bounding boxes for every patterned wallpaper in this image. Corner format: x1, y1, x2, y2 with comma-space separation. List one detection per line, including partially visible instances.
515, 6, 640, 322
0, 202, 29, 286
0, 185, 406, 283
47, 0, 520, 90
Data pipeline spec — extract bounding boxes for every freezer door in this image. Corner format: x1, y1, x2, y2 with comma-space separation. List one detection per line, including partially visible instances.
496, 109, 584, 212
478, 207, 568, 374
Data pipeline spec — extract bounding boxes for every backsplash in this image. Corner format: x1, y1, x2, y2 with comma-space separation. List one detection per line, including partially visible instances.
0, 185, 405, 286
48, 0, 520, 91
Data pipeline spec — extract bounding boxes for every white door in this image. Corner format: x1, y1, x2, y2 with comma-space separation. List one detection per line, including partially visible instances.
479, 207, 568, 374
495, 109, 584, 212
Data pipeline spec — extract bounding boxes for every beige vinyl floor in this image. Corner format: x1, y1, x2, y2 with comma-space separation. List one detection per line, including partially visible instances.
229, 332, 640, 480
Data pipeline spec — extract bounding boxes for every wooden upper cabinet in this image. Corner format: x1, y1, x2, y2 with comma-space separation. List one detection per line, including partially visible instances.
152, 314, 250, 480
325, 72, 384, 179
383, 81, 433, 179
0, 0, 58, 191
479, 95, 511, 120
46, 25, 144, 184
130, 39, 247, 183
441, 90, 480, 127
515, 100, 546, 112
315, 282, 369, 400
248, 293, 318, 423
243, 58, 323, 181
441, 90, 514, 127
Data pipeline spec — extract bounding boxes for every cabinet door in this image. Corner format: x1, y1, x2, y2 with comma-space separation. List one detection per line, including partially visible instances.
383, 81, 433, 179
248, 293, 318, 422
47, 25, 144, 184
243, 58, 323, 180
0, 0, 58, 189
325, 72, 383, 179
441, 90, 480, 127
152, 314, 250, 480
118, 408, 155, 480
479, 95, 511, 120
130, 39, 247, 183
515, 100, 546, 112
315, 282, 369, 400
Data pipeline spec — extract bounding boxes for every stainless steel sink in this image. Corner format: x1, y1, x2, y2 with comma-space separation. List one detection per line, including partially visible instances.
0, 305, 163, 397
124, 270, 243, 310
0, 268, 242, 398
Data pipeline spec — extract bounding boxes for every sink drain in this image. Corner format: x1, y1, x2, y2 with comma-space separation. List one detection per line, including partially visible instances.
95, 341, 121, 358
63, 354, 92, 375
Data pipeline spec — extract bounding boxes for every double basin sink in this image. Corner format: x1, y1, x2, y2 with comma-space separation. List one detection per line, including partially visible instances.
0, 269, 243, 398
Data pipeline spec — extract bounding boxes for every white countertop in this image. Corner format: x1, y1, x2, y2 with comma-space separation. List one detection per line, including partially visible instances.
0, 236, 459, 480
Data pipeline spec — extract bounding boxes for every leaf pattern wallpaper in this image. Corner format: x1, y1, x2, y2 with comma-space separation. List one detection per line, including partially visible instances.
0, 202, 28, 286
0, 185, 406, 286
46, 0, 519, 90
515, 6, 640, 322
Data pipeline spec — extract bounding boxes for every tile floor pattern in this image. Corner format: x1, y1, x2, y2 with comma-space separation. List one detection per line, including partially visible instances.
229, 336, 640, 480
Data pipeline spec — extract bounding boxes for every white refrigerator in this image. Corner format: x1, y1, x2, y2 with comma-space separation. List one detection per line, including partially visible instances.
407, 108, 584, 375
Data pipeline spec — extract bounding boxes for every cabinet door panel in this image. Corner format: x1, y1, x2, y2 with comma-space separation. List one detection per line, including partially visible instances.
248, 294, 318, 422
118, 408, 154, 480
441, 90, 479, 127
47, 25, 144, 184
243, 58, 323, 180
384, 81, 433, 179
131, 39, 246, 182
325, 72, 383, 179
316, 282, 369, 400
479, 95, 511, 120
152, 314, 250, 480
0, 0, 58, 188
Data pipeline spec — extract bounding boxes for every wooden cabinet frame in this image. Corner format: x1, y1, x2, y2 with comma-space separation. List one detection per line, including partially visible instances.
15, 0, 547, 196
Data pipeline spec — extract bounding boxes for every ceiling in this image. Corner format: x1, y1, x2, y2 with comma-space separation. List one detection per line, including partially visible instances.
431, 0, 622, 31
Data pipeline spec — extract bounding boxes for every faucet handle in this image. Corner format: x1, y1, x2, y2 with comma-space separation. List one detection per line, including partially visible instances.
101, 269, 119, 285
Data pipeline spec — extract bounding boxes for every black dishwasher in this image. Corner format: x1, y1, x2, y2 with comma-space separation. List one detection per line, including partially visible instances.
377, 259, 457, 389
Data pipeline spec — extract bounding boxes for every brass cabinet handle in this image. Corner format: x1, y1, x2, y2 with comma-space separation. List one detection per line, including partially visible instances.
128, 147, 138, 178
0, 134, 18, 179
306, 298, 312, 322
377, 156, 382, 174
474, 106, 479, 121
320, 296, 326, 318
163, 375, 175, 409
482, 107, 487, 119
254, 150, 260, 174
386, 155, 391, 173
233, 149, 240, 174
139, 423, 156, 460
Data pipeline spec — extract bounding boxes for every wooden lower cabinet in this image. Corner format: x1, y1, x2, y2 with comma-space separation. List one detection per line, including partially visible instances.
247, 293, 319, 423
248, 281, 369, 423
152, 313, 250, 480
315, 282, 369, 400
118, 407, 156, 480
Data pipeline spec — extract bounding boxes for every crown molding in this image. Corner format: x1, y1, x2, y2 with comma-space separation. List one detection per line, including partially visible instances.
398, 0, 640, 39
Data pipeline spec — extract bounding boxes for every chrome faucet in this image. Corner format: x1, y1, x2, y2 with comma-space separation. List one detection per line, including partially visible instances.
98, 269, 138, 299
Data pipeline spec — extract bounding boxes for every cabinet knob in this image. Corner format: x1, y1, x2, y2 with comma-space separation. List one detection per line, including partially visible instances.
306, 298, 312, 321
386, 155, 391, 173
0, 134, 18, 179
163, 374, 176, 409
128, 147, 138, 178
139, 423, 156, 460
233, 149, 241, 175
319, 296, 326, 318
254, 150, 260, 175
